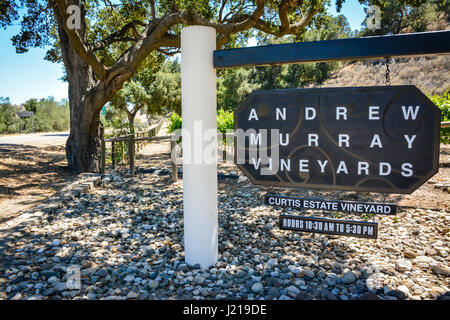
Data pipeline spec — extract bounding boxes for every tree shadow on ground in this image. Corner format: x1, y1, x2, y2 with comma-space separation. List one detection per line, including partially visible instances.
0, 144, 75, 223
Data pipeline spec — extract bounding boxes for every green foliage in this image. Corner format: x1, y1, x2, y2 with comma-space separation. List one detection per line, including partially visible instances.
24, 98, 37, 113
166, 109, 234, 134
333, 211, 344, 219
217, 14, 354, 111
33, 98, 70, 132
428, 91, 450, 143
359, 0, 447, 35
0, 97, 69, 134
143, 59, 181, 116
361, 213, 374, 221
167, 112, 182, 133
108, 57, 181, 134
102, 107, 132, 166
103, 105, 129, 133
217, 68, 260, 111
216, 109, 234, 134
0, 97, 19, 133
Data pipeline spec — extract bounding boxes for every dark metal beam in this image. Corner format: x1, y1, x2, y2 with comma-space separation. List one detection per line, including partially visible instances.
213, 30, 450, 69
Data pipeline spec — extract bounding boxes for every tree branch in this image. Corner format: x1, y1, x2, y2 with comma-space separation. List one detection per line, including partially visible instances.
100, 0, 265, 100
53, 0, 108, 79
178, 0, 265, 35
91, 0, 321, 112
149, 0, 156, 20
218, 0, 228, 23
157, 48, 181, 56
252, 3, 321, 37
278, 0, 291, 34
89, 20, 146, 51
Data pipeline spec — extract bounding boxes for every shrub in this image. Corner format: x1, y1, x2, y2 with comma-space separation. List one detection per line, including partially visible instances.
166, 109, 235, 134
166, 112, 182, 133
0, 100, 19, 134
428, 91, 450, 144
0, 97, 70, 134
30, 99, 70, 133
217, 109, 234, 134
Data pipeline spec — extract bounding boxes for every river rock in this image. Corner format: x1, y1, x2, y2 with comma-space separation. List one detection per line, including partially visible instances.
340, 271, 357, 284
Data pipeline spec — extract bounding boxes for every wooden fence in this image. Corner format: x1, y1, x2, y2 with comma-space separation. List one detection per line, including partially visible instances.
101, 119, 164, 176
101, 122, 449, 179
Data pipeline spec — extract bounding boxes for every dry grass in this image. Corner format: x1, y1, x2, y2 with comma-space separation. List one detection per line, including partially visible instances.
312, 55, 450, 95
0, 144, 75, 223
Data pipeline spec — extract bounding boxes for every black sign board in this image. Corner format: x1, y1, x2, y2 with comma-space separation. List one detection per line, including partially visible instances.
234, 86, 440, 194
265, 194, 396, 215
280, 215, 378, 239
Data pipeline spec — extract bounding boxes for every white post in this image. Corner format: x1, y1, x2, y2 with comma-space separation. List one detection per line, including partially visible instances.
181, 26, 218, 268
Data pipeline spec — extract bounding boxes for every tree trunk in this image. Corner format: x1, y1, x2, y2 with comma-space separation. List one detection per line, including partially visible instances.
65, 95, 104, 173
127, 112, 136, 135
54, 3, 105, 173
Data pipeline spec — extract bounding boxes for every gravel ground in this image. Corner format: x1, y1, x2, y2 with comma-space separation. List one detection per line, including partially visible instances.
0, 163, 448, 301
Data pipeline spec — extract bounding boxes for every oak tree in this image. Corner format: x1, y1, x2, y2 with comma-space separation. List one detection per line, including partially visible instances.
1, 0, 365, 172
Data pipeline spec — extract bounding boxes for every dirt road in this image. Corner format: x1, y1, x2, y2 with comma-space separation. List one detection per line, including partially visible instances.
0, 132, 69, 146
0, 132, 73, 223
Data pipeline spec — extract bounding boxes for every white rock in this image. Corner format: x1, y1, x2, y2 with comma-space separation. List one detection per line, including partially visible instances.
415, 256, 434, 264
396, 259, 412, 272
397, 285, 410, 296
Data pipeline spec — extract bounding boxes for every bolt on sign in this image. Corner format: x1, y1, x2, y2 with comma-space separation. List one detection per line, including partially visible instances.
234, 85, 440, 194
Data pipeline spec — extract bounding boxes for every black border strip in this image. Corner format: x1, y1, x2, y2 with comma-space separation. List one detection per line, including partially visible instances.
214, 30, 450, 68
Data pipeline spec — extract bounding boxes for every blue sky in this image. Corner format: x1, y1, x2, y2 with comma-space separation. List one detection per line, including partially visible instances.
0, 1, 366, 105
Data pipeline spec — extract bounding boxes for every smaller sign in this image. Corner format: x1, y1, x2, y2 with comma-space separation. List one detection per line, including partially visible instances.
17, 111, 34, 118
265, 194, 396, 215
279, 215, 378, 239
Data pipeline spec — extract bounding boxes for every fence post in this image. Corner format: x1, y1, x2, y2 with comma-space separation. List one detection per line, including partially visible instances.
171, 139, 178, 182
128, 137, 135, 177
101, 138, 106, 175
222, 138, 227, 163
111, 141, 116, 170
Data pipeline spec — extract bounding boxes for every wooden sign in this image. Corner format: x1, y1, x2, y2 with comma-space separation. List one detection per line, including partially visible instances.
17, 111, 34, 118
234, 86, 440, 194
265, 194, 397, 215
280, 215, 378, 239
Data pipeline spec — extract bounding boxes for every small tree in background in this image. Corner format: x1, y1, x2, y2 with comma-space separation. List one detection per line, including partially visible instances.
0, 97, 18, 134
24, 98, 38, 113
109, 57, 181, 134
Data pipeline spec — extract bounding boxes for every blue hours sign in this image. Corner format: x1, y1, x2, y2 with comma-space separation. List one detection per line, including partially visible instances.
234, 86, 440, 194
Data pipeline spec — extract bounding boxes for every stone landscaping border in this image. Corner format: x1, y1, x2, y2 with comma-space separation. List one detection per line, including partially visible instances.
0, 173, 102, 264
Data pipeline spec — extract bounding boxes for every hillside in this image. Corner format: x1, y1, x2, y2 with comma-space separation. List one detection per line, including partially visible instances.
312, 55, 449, 95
